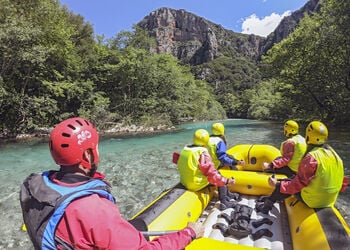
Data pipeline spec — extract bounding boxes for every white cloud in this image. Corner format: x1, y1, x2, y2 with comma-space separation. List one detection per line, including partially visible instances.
241, 11, 291, 37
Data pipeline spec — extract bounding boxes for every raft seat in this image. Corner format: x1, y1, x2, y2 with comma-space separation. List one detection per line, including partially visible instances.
194, 194, 293, 250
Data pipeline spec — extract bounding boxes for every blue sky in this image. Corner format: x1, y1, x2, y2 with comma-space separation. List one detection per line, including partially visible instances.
59, 0, 308, 38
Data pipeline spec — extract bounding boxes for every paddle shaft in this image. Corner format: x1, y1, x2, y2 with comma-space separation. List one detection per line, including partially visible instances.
141, 230, 179, 236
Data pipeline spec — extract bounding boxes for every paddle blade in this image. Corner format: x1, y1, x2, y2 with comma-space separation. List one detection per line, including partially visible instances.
172, 152, 180, 164
341, 175, 349, 192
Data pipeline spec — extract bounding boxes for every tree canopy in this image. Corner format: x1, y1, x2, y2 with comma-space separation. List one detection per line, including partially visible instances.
0, 0, 349, 137
256, 0, 350, 123
0, 0, 224, 136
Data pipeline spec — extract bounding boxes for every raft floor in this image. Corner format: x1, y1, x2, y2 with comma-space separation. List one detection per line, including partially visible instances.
195, 193, 293, 250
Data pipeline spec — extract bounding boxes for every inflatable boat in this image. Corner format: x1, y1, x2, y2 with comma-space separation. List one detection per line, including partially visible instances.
226, 144, 282, 171
130, 144, 350, 250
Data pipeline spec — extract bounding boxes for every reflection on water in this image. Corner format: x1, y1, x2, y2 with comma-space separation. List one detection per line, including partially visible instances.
0, 119, 348, 249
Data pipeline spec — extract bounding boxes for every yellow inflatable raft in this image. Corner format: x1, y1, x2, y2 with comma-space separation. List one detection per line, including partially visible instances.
130, 145, 350, 250
226, 144, 281, 171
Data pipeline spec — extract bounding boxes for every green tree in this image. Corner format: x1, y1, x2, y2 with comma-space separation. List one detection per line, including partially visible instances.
261, 0, 350, 124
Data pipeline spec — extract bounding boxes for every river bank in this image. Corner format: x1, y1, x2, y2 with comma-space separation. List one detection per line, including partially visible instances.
0, 123, 177, 143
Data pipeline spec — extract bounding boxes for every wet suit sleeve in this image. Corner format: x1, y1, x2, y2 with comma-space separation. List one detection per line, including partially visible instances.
198, 151, 228, 186
56, 194, 194, 250
279, 153, 317, 194
216, 140, 239, 166
272, 139, 295, 168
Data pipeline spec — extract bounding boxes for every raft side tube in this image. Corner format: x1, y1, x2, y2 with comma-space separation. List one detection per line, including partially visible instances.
220, 169, 286, 196
227, 144, 281, 171
130, 184, 215, 235
186, 237, 266, 250
285, 196, 350, 250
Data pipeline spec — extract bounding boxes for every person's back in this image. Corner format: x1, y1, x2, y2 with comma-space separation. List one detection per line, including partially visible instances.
178, 143, 209, 191
284, 134, 306, 172
177, 128, 241, 210
207, 122, 244, 170
20, 117, 202, 250
263, 120, 307, 177
256, 121, 344, 214
300, 123, 343, 208
177, 129, 234, 191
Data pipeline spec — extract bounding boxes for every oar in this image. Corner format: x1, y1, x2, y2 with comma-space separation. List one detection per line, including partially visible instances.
23, 222, 180, 237
141, 230, 179, 237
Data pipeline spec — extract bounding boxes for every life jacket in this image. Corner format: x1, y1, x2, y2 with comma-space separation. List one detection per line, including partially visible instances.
20, 171, 115, 250
177, 145, 208, 191
208, 136, 222, 168
301, 146, 344, 208
281, 134, 307, 172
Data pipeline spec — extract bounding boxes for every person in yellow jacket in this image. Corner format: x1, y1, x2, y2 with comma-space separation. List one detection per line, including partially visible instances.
177, 129, 238, 210
208, 122, 245, 170
263, 120, 307, 178
256, 121, 344, 214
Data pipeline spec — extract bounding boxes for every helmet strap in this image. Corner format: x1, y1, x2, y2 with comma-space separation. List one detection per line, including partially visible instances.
89, 162, 97, 177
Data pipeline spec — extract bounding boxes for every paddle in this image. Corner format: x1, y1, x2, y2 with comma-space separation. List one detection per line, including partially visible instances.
173, 152, 180, 164
23, 222, 180, 238
23, 221, 181, 237
140, 230, 179, 237
341, 175, 349, 192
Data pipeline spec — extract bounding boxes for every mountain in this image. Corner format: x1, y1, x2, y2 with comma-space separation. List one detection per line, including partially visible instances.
137, 0, 320, 65
262, 0, 321, 54
136, 0, 321, 119
137, 8, 264, 65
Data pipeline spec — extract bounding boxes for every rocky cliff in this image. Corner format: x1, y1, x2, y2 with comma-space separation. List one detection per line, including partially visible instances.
137, 0, 320, 65
137, 8, 264, 65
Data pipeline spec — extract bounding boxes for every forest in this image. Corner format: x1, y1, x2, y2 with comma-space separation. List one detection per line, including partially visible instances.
0, 0, 349, 137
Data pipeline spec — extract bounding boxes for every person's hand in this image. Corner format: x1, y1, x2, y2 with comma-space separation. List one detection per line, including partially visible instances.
227, 177, 236, 188
187, 221, 204, 239
238, 160, 245, 166
268, 175, 277, 188
262, 162, 271, 170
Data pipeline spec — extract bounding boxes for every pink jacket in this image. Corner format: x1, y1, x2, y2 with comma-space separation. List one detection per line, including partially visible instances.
272, 139, 296, 168
279, 153, 317, 194
198, 151, 228, 186
53, 177, 195, 249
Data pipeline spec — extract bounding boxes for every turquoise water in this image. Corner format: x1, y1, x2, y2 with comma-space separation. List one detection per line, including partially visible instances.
0, 119, 349, 249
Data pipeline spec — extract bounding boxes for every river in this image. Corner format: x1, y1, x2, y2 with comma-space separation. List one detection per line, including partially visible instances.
0, 119, 348, 249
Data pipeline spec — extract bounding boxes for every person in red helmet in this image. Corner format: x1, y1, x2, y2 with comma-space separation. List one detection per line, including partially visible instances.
20, 117, 203, 250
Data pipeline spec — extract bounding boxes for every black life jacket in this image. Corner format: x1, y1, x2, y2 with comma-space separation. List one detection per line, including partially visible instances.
20, 171, 115, 250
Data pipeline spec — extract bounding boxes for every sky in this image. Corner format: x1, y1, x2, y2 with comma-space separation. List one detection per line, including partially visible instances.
59, 0, 309, 38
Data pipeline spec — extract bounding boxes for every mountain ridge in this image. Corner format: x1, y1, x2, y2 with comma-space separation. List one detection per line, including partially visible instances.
137, 0, 320, 64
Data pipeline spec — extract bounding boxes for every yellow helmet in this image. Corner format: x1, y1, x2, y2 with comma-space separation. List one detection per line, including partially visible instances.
284, 120, 299, 137
305, 121, 328, 145
212, 122, 225, 136
193, 129, 210, 146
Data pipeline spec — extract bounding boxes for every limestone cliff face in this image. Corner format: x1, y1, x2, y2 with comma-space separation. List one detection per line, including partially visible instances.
138, 7, 262, 65
137, 0, 320, 65
138, 8, 219, 64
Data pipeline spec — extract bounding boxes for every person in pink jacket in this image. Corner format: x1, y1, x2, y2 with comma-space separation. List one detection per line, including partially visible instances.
256, 121, 344, 214
20, 117, 203, 250
262, 120, 306, 178
177, 129, 238, 210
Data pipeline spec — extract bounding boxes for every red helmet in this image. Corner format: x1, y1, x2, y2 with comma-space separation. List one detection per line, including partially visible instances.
49, 117, 99, 169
